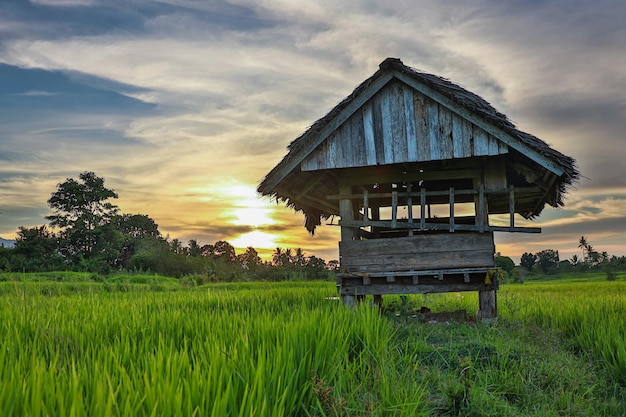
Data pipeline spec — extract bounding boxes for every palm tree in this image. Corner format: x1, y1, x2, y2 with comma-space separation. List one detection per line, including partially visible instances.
294, 248, 306, 267
272, 247, 284, 266
578, 236, 588, 260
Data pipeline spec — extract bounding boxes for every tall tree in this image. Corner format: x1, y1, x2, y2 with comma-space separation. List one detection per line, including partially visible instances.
578, 236, 588, 261
520, 252, 537, 272
536, 249, 560, 274
46, 172, 120, 268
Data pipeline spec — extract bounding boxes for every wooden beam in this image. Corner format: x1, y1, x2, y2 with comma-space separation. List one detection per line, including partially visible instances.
338, 219, 541, 233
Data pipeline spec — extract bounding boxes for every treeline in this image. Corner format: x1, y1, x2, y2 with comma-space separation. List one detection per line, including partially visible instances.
517, 236, 626, 279
0, 172, 335, 282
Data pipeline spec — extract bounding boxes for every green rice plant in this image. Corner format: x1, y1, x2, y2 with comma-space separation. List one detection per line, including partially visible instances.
499, 281, 626, 385
0, 282, 428, 417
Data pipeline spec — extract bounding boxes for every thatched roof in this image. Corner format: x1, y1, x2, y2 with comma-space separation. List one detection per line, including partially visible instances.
258, 58, 579, 233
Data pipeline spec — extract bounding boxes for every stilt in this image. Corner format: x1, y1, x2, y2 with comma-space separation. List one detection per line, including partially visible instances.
478, 290, 497, 322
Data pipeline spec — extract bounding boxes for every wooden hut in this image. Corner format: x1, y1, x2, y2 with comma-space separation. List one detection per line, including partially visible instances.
258, 58, 578, 319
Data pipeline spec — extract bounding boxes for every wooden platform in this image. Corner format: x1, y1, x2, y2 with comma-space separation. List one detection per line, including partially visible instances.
338, 267, 498, 296
338, 232, 498, 297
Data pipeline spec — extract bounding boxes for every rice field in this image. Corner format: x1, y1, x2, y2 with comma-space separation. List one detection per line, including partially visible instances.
1, 275, 625, 416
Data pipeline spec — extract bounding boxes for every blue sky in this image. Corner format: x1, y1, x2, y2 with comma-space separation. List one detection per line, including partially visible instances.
1, 0, 625, 262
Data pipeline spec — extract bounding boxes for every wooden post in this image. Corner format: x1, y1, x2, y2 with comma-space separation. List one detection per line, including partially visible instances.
509, 185, 515, 230
407, 183, 413, 236
339, 183, 356, 305
391, 190, 398, 228
449, 187, 455, 232
339, 184, 356, 241
478, 290, 497, 321
420, 188, 426, 230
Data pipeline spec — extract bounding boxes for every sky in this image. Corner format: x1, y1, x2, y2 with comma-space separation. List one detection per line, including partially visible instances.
1, 0, 625, 263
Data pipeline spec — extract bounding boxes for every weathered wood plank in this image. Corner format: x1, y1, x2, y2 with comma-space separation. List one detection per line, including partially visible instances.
301, 150, 316, 171
404, 88, 418, 161
473, 125, 489, 156
334, 123, 346, 168
316, 140, 327, 170
414, 91, 430, 161
351, 110, 367, 167
452, 114, 472, 158
362, 102, 377, 165
438, 107, 454, 159
428, 100, 440, 160
340, 232, 495, 273
326, 132, 338, 168
372, 93, 386, 164
380, 87, 394, 164
390, 82, 408, 163
487, 133, 500, 155
340, 282, 496, 296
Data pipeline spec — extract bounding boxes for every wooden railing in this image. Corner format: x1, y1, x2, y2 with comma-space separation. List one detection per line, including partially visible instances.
328, 186, 541, 233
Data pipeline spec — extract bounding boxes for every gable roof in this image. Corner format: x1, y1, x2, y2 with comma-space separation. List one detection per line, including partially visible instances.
258, 58, 579, 232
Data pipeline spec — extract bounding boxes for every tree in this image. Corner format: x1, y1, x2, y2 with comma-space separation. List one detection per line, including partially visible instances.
536, 249, 560, 274
237, 247, 262, 270
272, 247, 284, 266
212, 241, 236, 262
46, 172, 120, 268
578, 236, 588, 260
187, 239, 203, 257
114, 214, 162, 269
13, 225, 64, 271
520, 252, 537, 272
293, 248, 306, 267
495, 255, 515, 276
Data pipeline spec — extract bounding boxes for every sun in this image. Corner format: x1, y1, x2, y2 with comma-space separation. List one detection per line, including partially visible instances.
219, 184, 278, 227
229, 230, 278, 250
230, 207, 275, 227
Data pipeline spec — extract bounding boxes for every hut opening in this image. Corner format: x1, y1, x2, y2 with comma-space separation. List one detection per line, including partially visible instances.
258, 58, 578, 319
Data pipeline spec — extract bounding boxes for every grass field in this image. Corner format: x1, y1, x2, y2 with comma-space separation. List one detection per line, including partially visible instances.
1, 272, 625, 416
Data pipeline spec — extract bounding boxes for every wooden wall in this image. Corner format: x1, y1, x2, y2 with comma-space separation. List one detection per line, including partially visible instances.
340, 232, 495, 274
301, 81, 508, 171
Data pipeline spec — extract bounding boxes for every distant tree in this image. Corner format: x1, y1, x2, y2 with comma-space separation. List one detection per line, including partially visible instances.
114, 214, 160, 239
586, 245, 599, 265
495, 255, 515, 276
237, 246, 262, 270
168, 238, 185, 255
326, 259, 340, 271
114, 214, 162, 268
212, 241, 236, 262
46, 172, 120, 271
520, 252, 537, 272
536, 249, 560, 274
600, 251, 609, 264
13, 225, 64, 271
293, 248, 306, 267
187, 239, 203, 257
578, 236, 588, 260
272, 247, 284, 266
